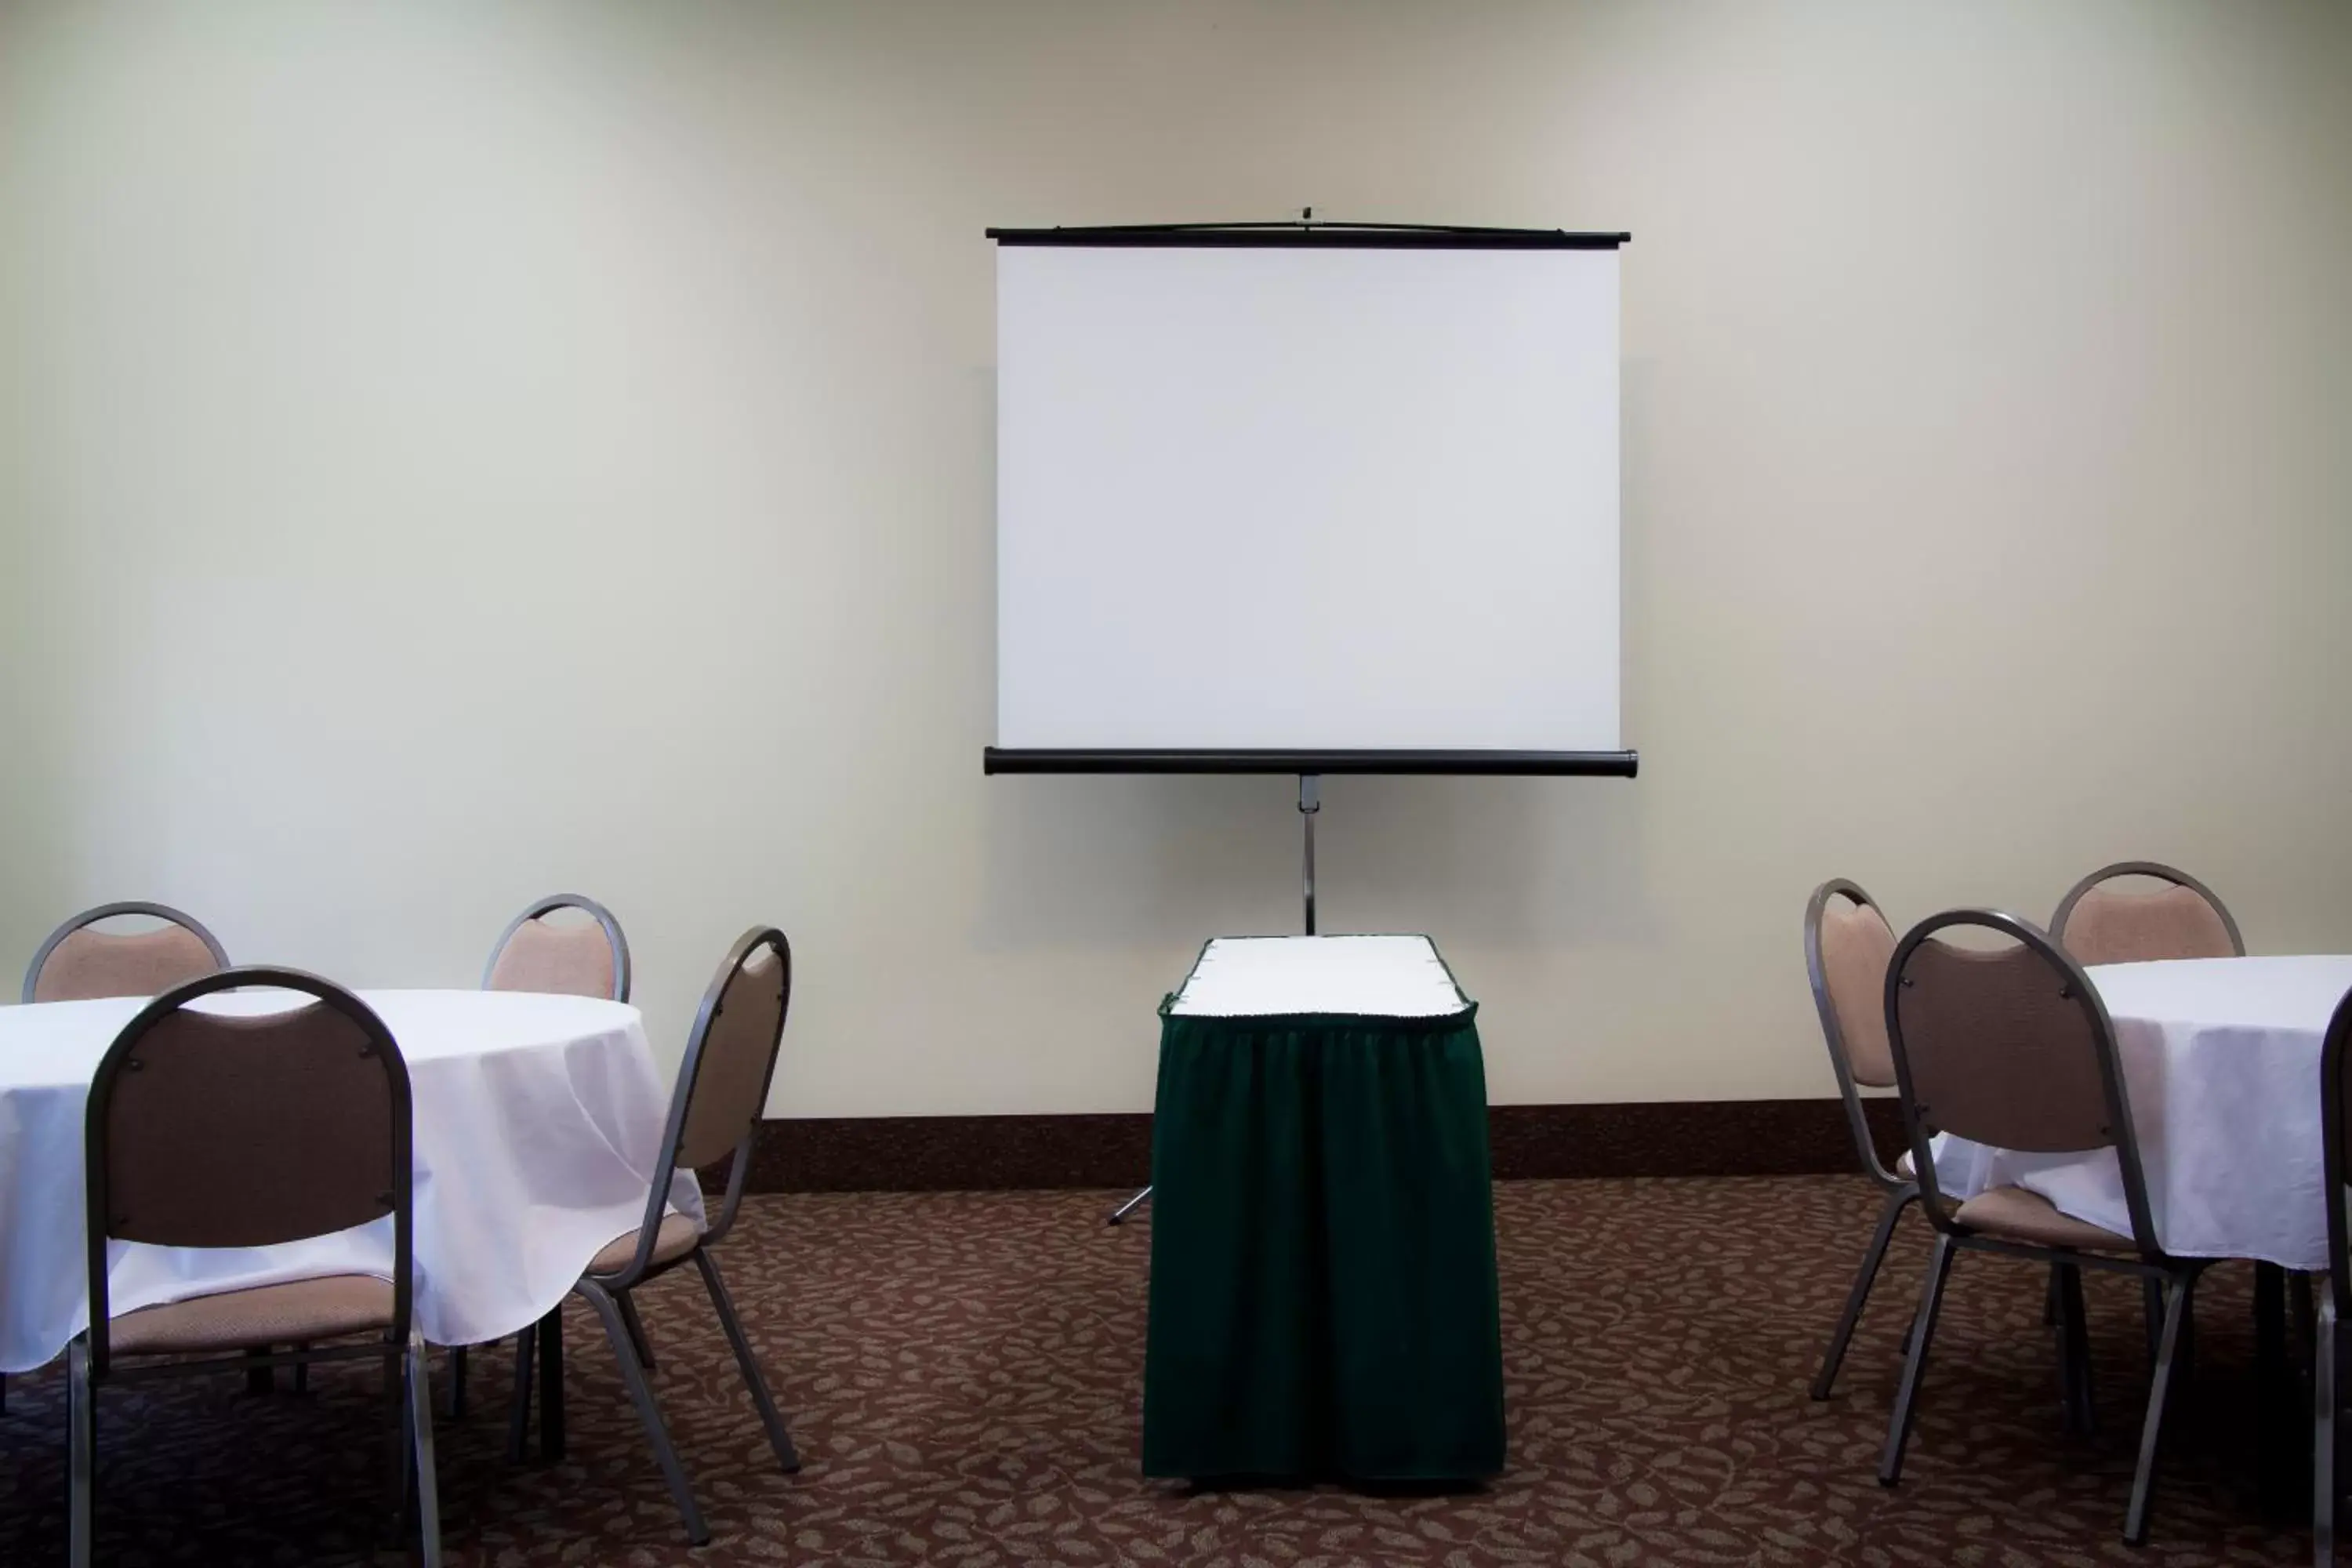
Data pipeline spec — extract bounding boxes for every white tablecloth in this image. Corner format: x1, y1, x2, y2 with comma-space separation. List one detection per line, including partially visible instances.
1933, 955, 2352, 1272
0, 988, 702, 1373
1168, 935, 1469, 1018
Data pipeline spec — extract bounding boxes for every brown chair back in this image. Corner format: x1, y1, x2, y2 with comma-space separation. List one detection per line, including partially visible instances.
2321, 987, 2352, 1324
483, 894, 630, 1002
23, 902, 228, 1004
2050, 861, 2242, 967
1805, 879, 1902, 1186
83, 967, 414, 1375
1886, 909, 2161, 1253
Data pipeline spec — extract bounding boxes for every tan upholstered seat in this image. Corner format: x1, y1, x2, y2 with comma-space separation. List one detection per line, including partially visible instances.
590, 1213, 702, 1276
110, 1275, 395, 1357
1950, 1186, 2136, 1251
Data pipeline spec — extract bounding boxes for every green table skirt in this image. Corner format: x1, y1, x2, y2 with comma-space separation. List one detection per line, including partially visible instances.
1141, 1009, 1506, 1481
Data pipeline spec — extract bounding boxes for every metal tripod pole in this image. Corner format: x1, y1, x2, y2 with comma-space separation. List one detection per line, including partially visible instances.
1110, 775, 1328, 1229
1298, 773, 1319, 935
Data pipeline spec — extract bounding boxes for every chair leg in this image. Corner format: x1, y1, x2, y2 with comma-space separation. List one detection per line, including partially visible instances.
506, 1324, 537, 1464
695, 1248, 802, 1472
407, 1331, 444, 1568
1879, 1233, 1957, 1487
1813, 1187, 1915, 1400
2125, 1272, 2195, 1545
580, 1281, 710, 1544
617, 1293, 658, 1373
2261, 1262, 2294, 1518
2317, 1295, 2337, 1568
2045, 1265, 2061, 1327
449, 1344, 467, 1419
2056, 1262, 2096, 1436
2, 1369, 9, 1413
292, 1344, 310, 1396
383, 1348, 413, 1548
1106, 1185, 1152, 1226
67, 1338, 94, 1568
245, 1346, 274, 1395
538, 1308, 566, 1462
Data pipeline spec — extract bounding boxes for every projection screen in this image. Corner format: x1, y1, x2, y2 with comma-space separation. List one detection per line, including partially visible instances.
988, 225, 1632, 775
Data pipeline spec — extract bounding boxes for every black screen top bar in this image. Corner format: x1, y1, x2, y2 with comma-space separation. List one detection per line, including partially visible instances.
985, 222, 1630, 251
985, 748, 1639, 777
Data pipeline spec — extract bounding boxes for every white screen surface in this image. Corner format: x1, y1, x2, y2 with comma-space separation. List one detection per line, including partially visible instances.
996, 241, 1621, 753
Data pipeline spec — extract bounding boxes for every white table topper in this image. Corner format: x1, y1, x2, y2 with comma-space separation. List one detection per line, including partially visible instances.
0, 988, 702, 1373
1167, 935, 1471, 1019
1933, 955, 2352, 1271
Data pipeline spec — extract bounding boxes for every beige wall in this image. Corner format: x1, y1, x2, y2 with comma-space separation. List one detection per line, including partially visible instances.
3, 2, 2348, 1115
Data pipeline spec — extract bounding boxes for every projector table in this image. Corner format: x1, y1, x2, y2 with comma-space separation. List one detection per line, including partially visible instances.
1140, 935, 1506, 1483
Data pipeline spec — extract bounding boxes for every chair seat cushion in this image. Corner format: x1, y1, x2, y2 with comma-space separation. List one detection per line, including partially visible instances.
110, 1274, 395, 1356
590, 1212, 702, 1276
1951, 1185, 2136, 1251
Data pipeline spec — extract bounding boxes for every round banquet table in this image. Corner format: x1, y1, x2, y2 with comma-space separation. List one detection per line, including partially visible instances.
0, 988, 702, 1374
1932, 954, 2352, 1272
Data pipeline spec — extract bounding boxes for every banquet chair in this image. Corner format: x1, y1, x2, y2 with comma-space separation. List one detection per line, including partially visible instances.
506, 925, 800, 1544
1878, 909, 2205, 1545
2050, 861, 2244, 966
66, 967, 440, 1568
1804, 880, 1922, 1399
482, 892, 631, 1002
2311, 984, 2352, 1566
454, 893, 633, 1421
9, 901, 231, 1413
20, 900, 228, 1004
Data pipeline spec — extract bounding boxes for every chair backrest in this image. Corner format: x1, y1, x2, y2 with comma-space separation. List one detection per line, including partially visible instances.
1886, 909, 2160, 1254
1805, 879, 1902, 1185
83, 967, 414, 1375
2050, 860, 2243, 967
482, 894, 630, 1002
23, 902, 228, 1004
2322, 987, 2352, 1324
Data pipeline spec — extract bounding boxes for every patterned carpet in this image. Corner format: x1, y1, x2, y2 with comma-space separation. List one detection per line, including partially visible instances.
0, 1178, 2315, 1566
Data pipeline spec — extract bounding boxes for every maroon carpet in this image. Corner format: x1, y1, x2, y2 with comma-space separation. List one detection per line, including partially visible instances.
0, 1178, 2312, 1564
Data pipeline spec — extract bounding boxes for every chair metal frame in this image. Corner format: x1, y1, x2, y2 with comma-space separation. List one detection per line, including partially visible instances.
1877, 909, 2205, 1545
1803, 879, 1921, 1399
480, 892, 633, 1000
506, 925, 801, 1544
21, 900, 230, 1004
2050, 860, 2245, 959
67, 967, 440, 1567
2313, 986, 2352, 1566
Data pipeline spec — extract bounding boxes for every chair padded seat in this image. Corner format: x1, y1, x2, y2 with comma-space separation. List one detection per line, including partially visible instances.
590, 1212, 702, 1276
1952, 1185, 2136, 1251
110, 1274, 394, 1356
